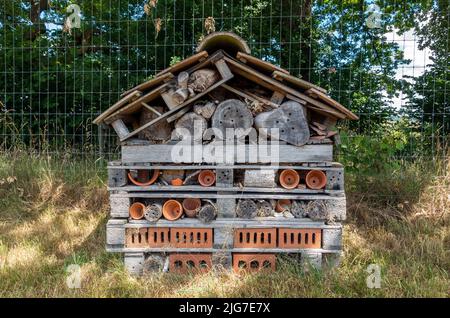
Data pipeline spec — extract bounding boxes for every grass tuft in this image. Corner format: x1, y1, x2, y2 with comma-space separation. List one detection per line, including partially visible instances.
0, 151, 448, 297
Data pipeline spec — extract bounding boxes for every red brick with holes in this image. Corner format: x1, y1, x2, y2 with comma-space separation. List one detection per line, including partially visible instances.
232, 253, 276, 272
234, 228, 277, 248
169, 253, 212, 273
126, 227, 171, 248
125, 227, 213, 248
278, 228, 322, 249
171, 228, 213, 248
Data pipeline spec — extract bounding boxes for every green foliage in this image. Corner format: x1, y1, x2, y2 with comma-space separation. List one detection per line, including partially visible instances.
405, 0, 449, 130
338, 121, 410, 173
0, 0, 448, 156
338, 115, 447, 174
169, 56, 182, 67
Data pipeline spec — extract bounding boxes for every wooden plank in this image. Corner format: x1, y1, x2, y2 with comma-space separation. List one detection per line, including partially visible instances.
110, 191, 344, 201
286, 94, 345, 119
270, 91, 285, 105
322, 228, 343, 250
93, 91, 142, 125
108, 185, 344, 196
106, 219, 127, 245
223, 57, 350, 119
109, 195, 130, 218
107, 247, 341, 254
108, 167, 127, 187
216, 197, 236, 218
306, 88, 359, 120
121, 144, 333, 163
167, 105, 191, 123
161, 88, 180, 110
107, 163, 343, 170
221, 84, 279, 108
141, 102, 162, 116
215, 59, 234, 79
120, 66, 234, 141
183, 50, 226, 75
216, 167, 234, 187
124, 217, 341, 229
237, 52, 289, 75
104, 82, 171, 124
110, 119, 130, 140
120, 72, 174, 97
214, 227, 234, 248
272, 70, 327, 93
124, 252, 145, 276
156, 51, 209, 77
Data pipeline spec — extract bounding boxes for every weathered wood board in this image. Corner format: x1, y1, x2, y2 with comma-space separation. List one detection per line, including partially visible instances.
121, 144, 333, 163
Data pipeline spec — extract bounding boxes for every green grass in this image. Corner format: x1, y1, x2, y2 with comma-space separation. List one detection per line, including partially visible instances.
0, 151, 448, 297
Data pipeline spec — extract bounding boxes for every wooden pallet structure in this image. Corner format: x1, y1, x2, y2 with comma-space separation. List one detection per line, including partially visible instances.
95, 32, 358, 275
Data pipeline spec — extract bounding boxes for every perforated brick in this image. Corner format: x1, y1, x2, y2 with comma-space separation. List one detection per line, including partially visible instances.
171, 228, 213, 248
126, 227, 212, 248
169, 253, 212, 274
278, 228, 321, 249
232, 253, 276, 272
147, 227, 171, 247
126, 228, 170, 248
234, 228, 277, 248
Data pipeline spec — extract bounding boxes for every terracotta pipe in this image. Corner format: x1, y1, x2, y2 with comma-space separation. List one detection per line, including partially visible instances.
128, 169, 160, 186
279, 169, 300, 189
198, 170, 216, 187
182, 198, 202, 218
171, 178, 184, 186
305, 170, 327, 190
162, 200, 184, 221
275, 199, 291, 212
129, 202, 145, 220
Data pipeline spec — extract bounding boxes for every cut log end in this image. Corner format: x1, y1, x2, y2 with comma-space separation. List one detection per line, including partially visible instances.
236, 199, 258, 219
197, 203, 218, 223
143, 202, 163, 222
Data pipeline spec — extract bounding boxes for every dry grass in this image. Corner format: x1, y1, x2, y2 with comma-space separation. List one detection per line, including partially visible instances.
0, 151, 448, 297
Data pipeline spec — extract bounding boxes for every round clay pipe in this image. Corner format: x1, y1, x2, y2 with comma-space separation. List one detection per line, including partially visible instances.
305, 170, 327, 190
171, 178, 183, 186
162, 200, 184, 221
182, 198, 202, 218
198, 170, 216, 187
128, 169, 160, 186
129, 202, 145, 220
275, 199, 292, 212
279, 169, 300, 189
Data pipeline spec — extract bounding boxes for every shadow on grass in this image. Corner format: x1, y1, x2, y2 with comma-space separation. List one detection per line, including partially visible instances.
0, 152, 448, 297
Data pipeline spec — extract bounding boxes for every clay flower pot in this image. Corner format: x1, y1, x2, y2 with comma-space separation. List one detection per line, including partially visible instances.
128, 169, 160, 186
129, 202, 145, 220
279, 169, 300, 189
182, 198, 202, 218
305, 170, 327, 190
171, 178, 184, 186
275, 199, 291, 212
162, 200, 184, 221
198, 170, 216, 187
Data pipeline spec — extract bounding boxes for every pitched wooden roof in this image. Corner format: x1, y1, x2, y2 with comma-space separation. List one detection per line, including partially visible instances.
94, 32, 358, 127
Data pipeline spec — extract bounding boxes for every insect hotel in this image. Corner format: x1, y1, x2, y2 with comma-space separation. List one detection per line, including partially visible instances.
94, 32, 358, 275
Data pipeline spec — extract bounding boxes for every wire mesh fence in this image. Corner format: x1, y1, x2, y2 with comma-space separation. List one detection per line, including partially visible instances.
0, 0, 448, 163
